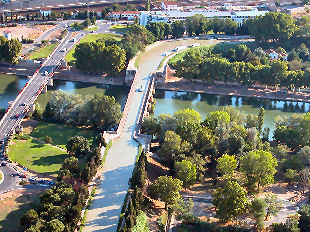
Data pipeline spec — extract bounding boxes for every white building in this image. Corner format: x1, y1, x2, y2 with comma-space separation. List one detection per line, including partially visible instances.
161, 1, 182, 11
139, 9, 268, 26
108, 11, 140, 20
264, 49, 288, 61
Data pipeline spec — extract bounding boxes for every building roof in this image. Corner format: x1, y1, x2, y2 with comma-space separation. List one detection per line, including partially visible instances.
110, 11, 140, 14
163, 1, 180, 6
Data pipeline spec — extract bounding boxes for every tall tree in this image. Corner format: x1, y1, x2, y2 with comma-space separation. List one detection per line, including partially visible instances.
174, 160, 197, 188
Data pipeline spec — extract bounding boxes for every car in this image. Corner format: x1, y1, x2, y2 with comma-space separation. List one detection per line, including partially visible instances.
70, 38, 76, 42
20, 102, 26, 106
91, 30, 95, 33
1, 162, 7, 166
43, 71, 49, 76
47, 181, 55, 185
19, 174, 27, 178
0, 140, 3, 144
189, 43, 200, 48
29, 177, 36, 182
38, 179, 46, 184
60, 48, 67, 52
15, 113, 20, 118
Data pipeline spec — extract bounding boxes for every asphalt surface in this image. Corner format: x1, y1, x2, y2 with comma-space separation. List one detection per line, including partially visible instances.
0, 164, 20, 193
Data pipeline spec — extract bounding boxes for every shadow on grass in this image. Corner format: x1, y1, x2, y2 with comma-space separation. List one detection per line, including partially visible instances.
32, 153, 68, 172
0, 190, 42, 232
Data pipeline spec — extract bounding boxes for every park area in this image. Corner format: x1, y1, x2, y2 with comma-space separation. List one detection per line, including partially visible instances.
110, 24, 132, 34
65, 33, 122, 64
7, 121, 96, 174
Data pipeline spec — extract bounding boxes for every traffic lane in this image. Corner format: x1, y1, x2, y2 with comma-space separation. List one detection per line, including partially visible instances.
0, 165, 20, 193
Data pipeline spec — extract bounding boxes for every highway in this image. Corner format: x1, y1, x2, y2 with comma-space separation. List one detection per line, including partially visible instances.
0, 28, 84, 153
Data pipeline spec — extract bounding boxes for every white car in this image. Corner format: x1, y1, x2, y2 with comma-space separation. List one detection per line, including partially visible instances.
173, 46, 186, 52
189, 43, 200, 48
162, 52, 172, 57
60, 48, 67, 52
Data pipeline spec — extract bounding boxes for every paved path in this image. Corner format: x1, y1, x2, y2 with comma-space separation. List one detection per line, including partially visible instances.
83, 36, 221, 232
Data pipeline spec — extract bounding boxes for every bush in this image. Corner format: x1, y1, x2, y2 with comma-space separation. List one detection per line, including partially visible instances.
45, 136, 52, 144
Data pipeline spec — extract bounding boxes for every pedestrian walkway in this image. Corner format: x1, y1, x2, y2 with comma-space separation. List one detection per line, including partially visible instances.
83, 74, 149, 232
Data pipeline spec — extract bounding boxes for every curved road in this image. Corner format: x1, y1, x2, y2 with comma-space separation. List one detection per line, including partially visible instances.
83, 36, 221, 232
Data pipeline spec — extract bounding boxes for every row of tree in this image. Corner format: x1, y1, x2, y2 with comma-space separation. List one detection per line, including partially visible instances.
73, 24, 154, 74
33, 90, 122, 131
0, 36, 22, 64
21, 134, 106, 231
171, 43, 309, 88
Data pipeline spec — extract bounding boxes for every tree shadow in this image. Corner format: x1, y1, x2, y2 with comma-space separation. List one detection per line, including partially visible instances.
0, 189, 43, 232
32, 153, 68, 173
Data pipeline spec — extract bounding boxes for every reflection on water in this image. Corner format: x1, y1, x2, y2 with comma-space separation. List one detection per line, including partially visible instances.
0, 75, 130, 110
154, 90, 310, 133
36, 80, 130, 110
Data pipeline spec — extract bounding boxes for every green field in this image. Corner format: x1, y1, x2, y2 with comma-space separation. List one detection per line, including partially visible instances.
110, 24, 132, 34
31, 122, 96, 149
84, 25, 99, 31
8, 138, 68, 174
65, 33, 122, 63
29, 43, 58, 60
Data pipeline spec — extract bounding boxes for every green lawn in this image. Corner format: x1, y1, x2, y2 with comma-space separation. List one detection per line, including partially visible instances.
65, 33, 122, 63
31, 122, 96, 149
110, 24, 132, 34
8, 138, 68, 174
29, 43, 58, 60
84, 25, 99, 31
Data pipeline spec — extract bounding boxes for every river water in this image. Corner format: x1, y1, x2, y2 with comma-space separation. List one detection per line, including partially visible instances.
1, 36, 309, 134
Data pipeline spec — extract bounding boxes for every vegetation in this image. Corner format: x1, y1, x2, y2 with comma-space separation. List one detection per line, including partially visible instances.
29, 42, 58, 60
8, 137, 67, 174
65, 33, 122, 63
0, 35, 22, 64
42, 90, 122, 131
110, 24, 132, 34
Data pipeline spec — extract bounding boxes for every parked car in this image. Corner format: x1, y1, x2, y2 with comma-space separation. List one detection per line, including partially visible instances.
47, 181, 55, 185
38, 179, 46, 184
19, 174, 27, 178
15, 114, 20, 118
29, 177, 36, 182
1, 162, 7, 166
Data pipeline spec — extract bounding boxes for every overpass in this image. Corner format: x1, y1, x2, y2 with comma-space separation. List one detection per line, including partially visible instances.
0, 29, 84, 155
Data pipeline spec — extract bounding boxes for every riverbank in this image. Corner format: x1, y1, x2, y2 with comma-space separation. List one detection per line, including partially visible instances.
156, 78, 310, 103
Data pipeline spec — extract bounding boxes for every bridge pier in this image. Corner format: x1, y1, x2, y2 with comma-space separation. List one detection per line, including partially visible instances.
43, 85, 48, 93
48, 78, 53, 86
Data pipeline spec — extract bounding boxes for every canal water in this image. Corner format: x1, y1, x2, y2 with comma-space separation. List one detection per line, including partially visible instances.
153, 90, 310, 133
0, 74, 130, 110
1, 74, 309, 134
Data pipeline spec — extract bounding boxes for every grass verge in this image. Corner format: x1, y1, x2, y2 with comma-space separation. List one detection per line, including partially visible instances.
65, 33, 122, 64
110, 24, 132, 34
29, 42, 58, 60
84, 26, 99, 31
8, 138, 68, 174
31, 122, 96, 149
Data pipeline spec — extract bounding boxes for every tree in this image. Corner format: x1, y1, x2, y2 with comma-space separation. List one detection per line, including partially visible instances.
66, 136, 90, 158
20, 209, 38, 228
32, 103, 43, 120
204, 111, 230, 131
0, 36, 22, 64
102, 44, 126, 76
132, 210, 149, 232
298, 204, 310, 232
150, 176, 183, 209
171, 21, 185, 38
44, 219, 65, 232
83, 18, 91, 28
217, 154, 237, 179
141, 117, 161, 137
159, 130, 190, 163
86, 93, 122, 130
249, 198, 266, 229
240, 150, 278, 192
264, 194, 283, 219
174, 160, 197, 188
297, 146, 310, 166
212, 180, 248, 222
258, 107, 265, 134
172, 198, 194, 222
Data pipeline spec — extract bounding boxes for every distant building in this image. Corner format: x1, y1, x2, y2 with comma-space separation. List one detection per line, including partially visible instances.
264, 49, 288, 61
108, 11, 140, 20
3, 31, 12, 40
140, 9, 268, 26
161, 1, 182, 11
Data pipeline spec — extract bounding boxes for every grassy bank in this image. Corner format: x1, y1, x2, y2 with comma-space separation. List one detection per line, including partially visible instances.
8, 138, 67, 174
29, 42, 58, 60
110, 24, 132, 34
31, 122, 96, 149
65, 33, 122, 63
